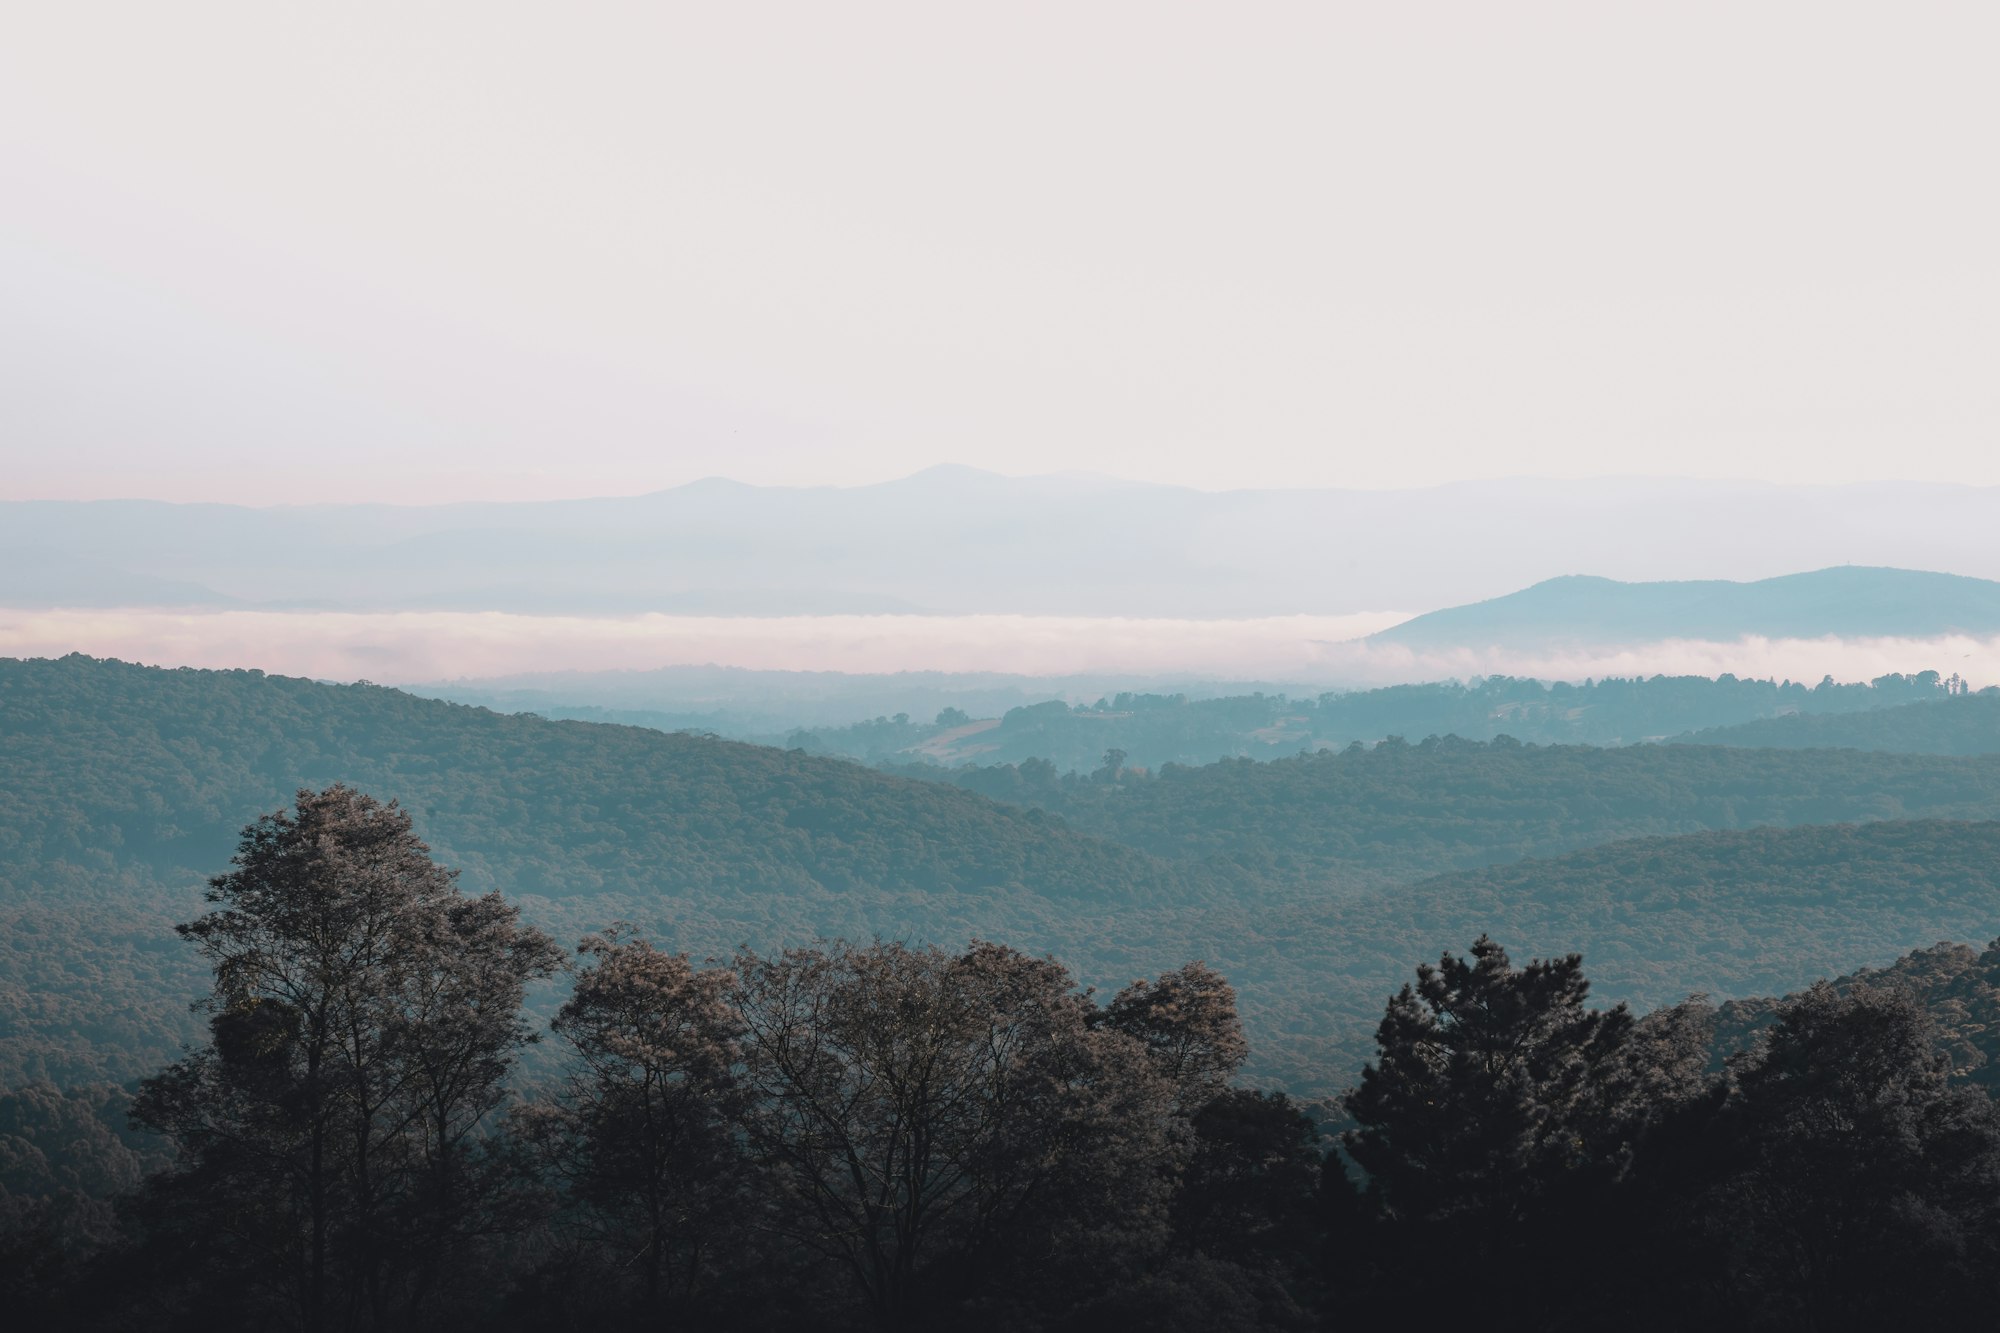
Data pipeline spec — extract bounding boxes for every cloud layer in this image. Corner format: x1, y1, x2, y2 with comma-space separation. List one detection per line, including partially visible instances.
3, 608, 1992, 691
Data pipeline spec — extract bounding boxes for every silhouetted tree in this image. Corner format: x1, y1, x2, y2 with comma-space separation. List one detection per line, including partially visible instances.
522, 930, 748, 1324
127, 786, 560, 1332
730, 940, 1175, 1329
1696, 983, 2000, 1328
1171, 1089, 1320, 1267
1344, 937, 1637, 1226
1338, 937, 1710, 1325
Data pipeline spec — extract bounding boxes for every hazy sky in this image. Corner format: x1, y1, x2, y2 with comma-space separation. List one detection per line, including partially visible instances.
5, 2, 1997, 504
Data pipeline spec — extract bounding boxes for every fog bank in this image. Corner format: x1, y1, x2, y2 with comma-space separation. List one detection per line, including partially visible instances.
2, 608, 1990, 692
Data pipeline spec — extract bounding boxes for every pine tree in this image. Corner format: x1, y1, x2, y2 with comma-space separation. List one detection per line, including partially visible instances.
1343, 936, 1636, 1228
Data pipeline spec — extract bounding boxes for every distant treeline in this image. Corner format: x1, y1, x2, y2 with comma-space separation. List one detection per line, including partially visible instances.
772, 669, 1985, 771
442, 670, 1989, 773
905, 730, 2000, 884
1686, 690, 2000, 754
8, 787, 2000, 1331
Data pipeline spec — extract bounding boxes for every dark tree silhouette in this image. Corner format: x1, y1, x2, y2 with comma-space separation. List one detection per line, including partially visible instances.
1696, 983, 2000, 1328
127, 786, 560, 1332
729, 940, 1177, 1329
523, 930, 748, 1323
1344, 936, 1637, 1226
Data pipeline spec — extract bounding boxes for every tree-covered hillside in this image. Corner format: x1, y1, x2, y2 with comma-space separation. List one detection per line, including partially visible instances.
1687, 691, 2000, 754
918, 734, 2000, 884
1713, 936, 2000, 1090
1189, 819, 2000, 1087
0, 655, 1181, 906
10, 655, 2000, 1098
0, 656, 1191, 1086
1371, 566, 2000, 648
458, 668, 1973, 772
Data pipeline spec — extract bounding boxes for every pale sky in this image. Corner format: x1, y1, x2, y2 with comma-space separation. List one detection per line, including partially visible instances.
4, 2, 1997, 505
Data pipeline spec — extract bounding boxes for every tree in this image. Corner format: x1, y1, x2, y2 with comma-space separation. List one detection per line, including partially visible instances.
1104, 961, 1249, 1113
1343, 936, 1638, 1228
1339, 940, 1727, 1327
1171, 1089, 1321, 1267
1696, 983, 2000, 1328
527, 929, 748, 1323
128, 786, 560, 1332
730, 940, 1175, 1329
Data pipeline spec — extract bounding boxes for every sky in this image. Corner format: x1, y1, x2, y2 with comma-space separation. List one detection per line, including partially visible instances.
4, 2, 1998, 505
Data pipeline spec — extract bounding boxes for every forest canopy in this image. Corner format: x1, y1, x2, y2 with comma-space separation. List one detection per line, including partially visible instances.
7, 791, 1999, 1331
8, 655, 2000, 1096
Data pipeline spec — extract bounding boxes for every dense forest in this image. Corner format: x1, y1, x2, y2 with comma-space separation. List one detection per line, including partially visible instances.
445, 669, 1984, 772
1688, 690, 2000, 753
9, 656, 2000, 1097
1203, 819, 2000, 1082
7, 786, 2000, 1330
911, 731, 2000, 884
0, 656, 1197, 1088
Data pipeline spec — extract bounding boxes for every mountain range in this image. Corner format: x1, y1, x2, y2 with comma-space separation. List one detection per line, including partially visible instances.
12, 469, 2000, 619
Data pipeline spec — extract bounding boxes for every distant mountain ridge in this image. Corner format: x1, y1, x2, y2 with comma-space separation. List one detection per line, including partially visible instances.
1370, 566, 2000, 649
10, 473, 2000, 618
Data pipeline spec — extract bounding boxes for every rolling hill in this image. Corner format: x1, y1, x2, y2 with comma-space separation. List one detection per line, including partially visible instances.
922, 735, 2000, 885
0, 655, 1193, 1085
1686, 691, 2000, 754
11, 654, 2000, 1098
1369, 566, 2000, 650
1192, 819, 2000, 1089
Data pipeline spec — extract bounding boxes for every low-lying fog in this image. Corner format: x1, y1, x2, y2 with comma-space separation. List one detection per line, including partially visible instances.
4, 606, 1993, 693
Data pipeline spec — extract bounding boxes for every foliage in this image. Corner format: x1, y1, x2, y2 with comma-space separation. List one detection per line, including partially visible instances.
729, 939, 1180, 1327
11, 654, 2000, 1106
613, 671, 1980, 772
1688, 690, 2000, 754
124, 787, 562, 1331
0, 654, 1189, 1088
917, 732, 2000, 884
520, 930, 749, 1323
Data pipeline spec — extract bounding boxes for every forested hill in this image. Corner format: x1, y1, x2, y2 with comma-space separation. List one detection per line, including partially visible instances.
0, 655, 1193, 1086
1206, 819, 2000, 1085
1715, 936, 2000, 1091
12, 654, 2000, 1096
1686, 692, 2000, 754
0, 654, 1183, 907
1370, 565, 2000, 649
916, 738, 2000, 885
434, 668, 1968, 772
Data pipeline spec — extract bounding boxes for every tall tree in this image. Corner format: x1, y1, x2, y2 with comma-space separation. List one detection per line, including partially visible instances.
1339, 939, 1722, 1327
525, 930, 748, 1323
129, 786, 560, 1332
1104, 961, 1249, 1114
730, 940, 1174, 1329
1343, 936, 1637, 1227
